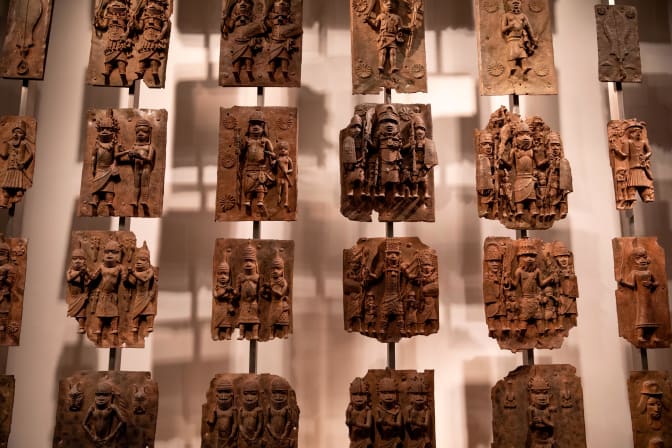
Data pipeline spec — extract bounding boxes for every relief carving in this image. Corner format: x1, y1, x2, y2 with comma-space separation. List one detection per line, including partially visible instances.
492, 364, 586, 448
347, 369, 434, 448
350, 0, 427, 94
0, 236, 28, 347
608, 119, 654, 210
213, 239, 293, 342
201, 373, 299, 448
53, 371, 158, 448
220, 0, 303, 87
475, 106, 572, 230
483, 237, 579, 352
594, 5, 642, 83
628, 371, 672, 448
343, 237, 438, 343
0, 376, 13, 447
0, 116, 36, 209
340, 104, 437, 222
66, 231, 159, 348
87, 0, 173, 88
612, 237, 671, 349
476, 0, 558, 95
79, 109, 167, 218
217, 107, 297, 221
0, 0, 54, 80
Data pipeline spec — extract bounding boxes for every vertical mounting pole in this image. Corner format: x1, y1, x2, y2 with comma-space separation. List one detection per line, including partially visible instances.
523, 349, 535, 366
386, 222, 395, 368
639, 348, 648, 371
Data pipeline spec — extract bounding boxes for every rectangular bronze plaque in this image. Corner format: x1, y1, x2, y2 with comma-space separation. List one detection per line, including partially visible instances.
595, 5, 642, 83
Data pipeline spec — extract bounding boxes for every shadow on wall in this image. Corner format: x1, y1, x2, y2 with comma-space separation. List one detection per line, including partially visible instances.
175, 0, 221, 34
298, 86, 330, 167
620, 0, 671, 43
623, 74, 672, 152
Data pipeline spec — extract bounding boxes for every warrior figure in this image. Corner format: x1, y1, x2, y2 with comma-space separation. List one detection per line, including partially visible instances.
369, 105, 403, 199
620, 245, 661, 343
266, 377, 296, 448
133, 0, 171, 85
363, 292, 377, 336
0, 119, 34, 207
404, 377, 431, 448
502, 122, 539, 220
235, 243, 261, 340
614, 121, 654, 204
94, 0, 133, 85
545, 132, 572, 220
206, 377, 238, 448
375, 376, 403, 448
265, 0, 302, 81
476, 132, 496, 218
368, 239, 407, 337
527, 375, 556, 448
265, 249, 291, 339
346, 377, 373, 448
120, 119, 155, 215
238, 111, 276, 215
0, 242, 15, 335
364, 0, 408, 75
275, 141, 293, 209
345, 249, 365, 333
414, 249, 438, 334
403, 289, 418, 336
126, 242, 157, 335
552, 242, 577, 332
213, 258, 237, 341
90, 116, 123, 217
238, 378, 264, 448
82, 379, 126, 446
343, 114, 366, 198
406, 115, 437, 206
67, 247, 90, 334
89, 239, 125, 341
483, 243, 505, 337
222, 0, 263, 82
500, 0, 536, 80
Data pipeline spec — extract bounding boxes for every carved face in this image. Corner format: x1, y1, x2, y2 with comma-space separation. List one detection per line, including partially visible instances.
555, 254, 570, 268
516, 132, 532, 149
480, 140, 494, 156
421, 260, 434, 275
629, 128, 642, 141
248, 121, 264, 138
366, 294, 375, 307
646, 397, 663, 420
530, 388, 550, 409
235, 0, 253, 17
487, 260, 502, 275
134, 253, 150, 272
68, 388, 84, 412
349, 124, 362, 138
508, 0, 522, 14
411, 391, 427, 410
243, 258, 256, 274
549, 140, 562, 158
11, 127, 25, 143
415, 127, 426, 140
273, 0, 290, 15
278, 144, 289, 156
380, 0, 394, 13
351, 391, 368, 409
633, 248, 650, 271
95, 391, 112, 409
519, 253, 537, 270
217, 268, 230, 286
136, 125, 151, 144
380, 120, 399, 136
379, 388, 398, 409
386, 251, 399, 266
216, 387, 234, 409
271, 388, 288, 410
71, 253, 87, 271
98, 125, 116, 143
242, 386, 259, 409
271, 265, 284, 279
103, 245, 121, 267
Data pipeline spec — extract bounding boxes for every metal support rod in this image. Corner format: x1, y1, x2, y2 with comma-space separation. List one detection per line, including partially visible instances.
19, 79, 29, 115
249, 340, 258, 374
384, 88, 392, 105
257, 87, 264, 108
385, 221, 395, 367
523, 349, 535, 366
108, 348, 122, 371
509, 94, 520, 115
639, 348, 649, 371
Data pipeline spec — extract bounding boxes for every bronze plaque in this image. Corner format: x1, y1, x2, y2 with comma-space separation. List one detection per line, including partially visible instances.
476, 0, 558, 96
595, 5, 642, 83
212, 239, 294, 342
0, 116, 37, 209
219, 0, 303, 87
347, 369, 434, 448
492, 364, 586, 448
475, 106, 572, 230
340, 104, 437, 222
79, 109, 167, 218
343, 237, 438, 343
216, 106, 298, 221
483, 237, 578, 352
0, 376, 14, 447
87, 0, 174, 88
608, 119, 654, 210
350, 0, 427, 94
53, 371, 158, 448
202, 373, 299, 448
0, 0, 54, 80
628, 371, 672, 448
612, 237, 671, 349
0, 236, 28, 347
66, 231, 159, 348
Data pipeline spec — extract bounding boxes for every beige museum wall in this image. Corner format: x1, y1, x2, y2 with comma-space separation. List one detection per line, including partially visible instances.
0, 0, 671, 446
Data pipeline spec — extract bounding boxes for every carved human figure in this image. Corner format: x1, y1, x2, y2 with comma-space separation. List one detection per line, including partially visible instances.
363, 291, 377, 336
89, 239, 125, 342
616, 121, 654, 204
94, 0, 133, 85
345, 249, 365, 333
239, 378, 264, 448
620, 246, 661, 344
133, 384, 148, 415
265, 250, 291, 339
364, 0, 408, 75
477, 132, 496, 218
90, 116, 123, 217
66, 248, 90, 334
82, 379, 126, 447
638, 381, 665, 431
370, 104, 403, 199
414, 249, 438, 334
368, 240, 406, 336
122, 119, 155, 215
266, 377, 296, 447
346, 377, 373, 448
125, 242, 157, 335
527, 376, 555, 448
504, 380, 517, 409
240, 111, 276, 214
552, 242, 578, 332
545, 132, 572, 220
403, 289, 418, 336
507, 122, 539, 218
343, 114, 366, 198
483, 242, 505, 338
405, 114, 437, 206
222, 0, 263, 82
0, 242, 15, 335
133, 0, 171, 85
375, 376, 403, 448
0, 119, 34, 208
275, 141, 293, 209
404, 377, 431, 448
500, 0, 536, 80
265, 0, 302, 81
206, 377, 238, 448
235, 243, 261, 340
213, 258, 236, 341
68, 382, 84, 412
